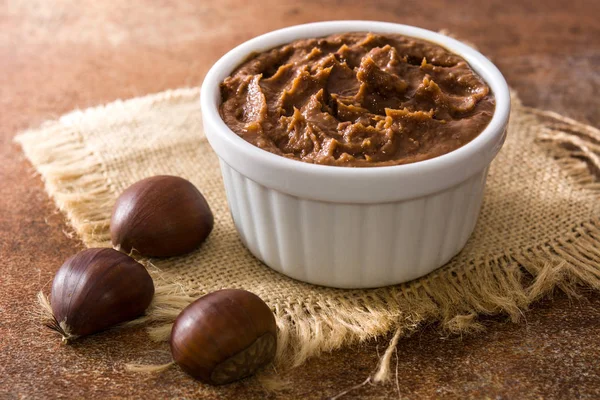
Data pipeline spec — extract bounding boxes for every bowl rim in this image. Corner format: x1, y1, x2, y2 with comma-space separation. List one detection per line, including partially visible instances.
200, 21, 510, 203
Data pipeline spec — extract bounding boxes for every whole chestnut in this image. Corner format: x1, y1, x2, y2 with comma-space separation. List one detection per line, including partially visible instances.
49, 248, 154, 342
110, 175, 213, 257
170, 289, 277, 384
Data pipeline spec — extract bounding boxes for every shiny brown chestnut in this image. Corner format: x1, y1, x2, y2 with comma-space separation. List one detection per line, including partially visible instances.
48, 248, 154, 342
170, 289, 277, 385
110, 175, 214, 257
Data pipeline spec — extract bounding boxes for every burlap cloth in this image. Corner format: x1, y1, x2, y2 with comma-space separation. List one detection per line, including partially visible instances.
16, 88, 600, 381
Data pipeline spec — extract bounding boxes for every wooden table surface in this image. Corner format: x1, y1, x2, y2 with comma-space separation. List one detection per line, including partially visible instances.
2, 1, 600, 398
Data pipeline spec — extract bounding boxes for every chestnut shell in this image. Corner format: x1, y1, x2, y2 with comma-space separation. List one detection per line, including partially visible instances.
110, 175, 214, 257
50, 248, 154, 340
170, 289, 277, 384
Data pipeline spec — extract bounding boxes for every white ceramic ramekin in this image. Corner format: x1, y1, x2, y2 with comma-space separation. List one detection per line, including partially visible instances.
201, 21, 510, 288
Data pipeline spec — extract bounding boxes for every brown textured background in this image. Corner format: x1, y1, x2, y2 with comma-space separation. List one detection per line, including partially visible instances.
2, 1, 600, 399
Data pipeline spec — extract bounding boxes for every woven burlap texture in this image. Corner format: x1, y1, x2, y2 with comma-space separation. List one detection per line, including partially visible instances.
16, 88, 600, 381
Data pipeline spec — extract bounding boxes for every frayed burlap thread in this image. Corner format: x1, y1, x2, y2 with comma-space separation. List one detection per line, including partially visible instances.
16, 88, 600, 383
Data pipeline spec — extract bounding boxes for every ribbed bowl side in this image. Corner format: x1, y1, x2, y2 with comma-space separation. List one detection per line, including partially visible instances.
219, 159, 488, 289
